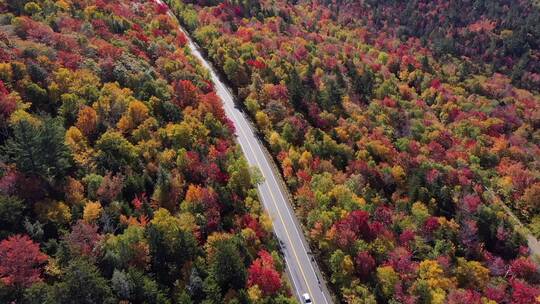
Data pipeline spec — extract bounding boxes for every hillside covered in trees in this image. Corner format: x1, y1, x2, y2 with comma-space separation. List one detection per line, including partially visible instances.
164, 0, 540, 303
0, 0, 294, 303
339, 0, 540, 91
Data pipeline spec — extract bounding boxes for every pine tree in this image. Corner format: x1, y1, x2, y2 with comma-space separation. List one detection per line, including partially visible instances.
210, 239, 247, 292
1, 118, 71, 183
287, 68, 303, 110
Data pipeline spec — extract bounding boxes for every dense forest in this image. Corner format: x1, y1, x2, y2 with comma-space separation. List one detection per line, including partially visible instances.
0, 0, 294, 303
340, 0, 540, 91
164, 0, 540, 303
1, 0, 540, 303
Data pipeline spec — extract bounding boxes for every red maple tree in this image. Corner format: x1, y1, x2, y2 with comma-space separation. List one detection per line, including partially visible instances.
0, 235, 48, 287
248, 250, 282, 295
173, 79, 199, 108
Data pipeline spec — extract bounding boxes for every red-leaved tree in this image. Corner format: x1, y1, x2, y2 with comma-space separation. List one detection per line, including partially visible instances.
332, 210, 372, 248
0, 81, 16, 121
247, 250, 282, 295
354, 251, 375, 281
0, 234, 48, 287
64, 220, 103, 260
173, 80, 199, 108
511, 279, 540, 304
510, 257, 539, 283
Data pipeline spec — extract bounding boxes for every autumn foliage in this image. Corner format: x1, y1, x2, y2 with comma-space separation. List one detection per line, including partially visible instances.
248, 250, 282, 296
0, 235, 48, 287
164, 0, 540, 302
0, 0, 290, 303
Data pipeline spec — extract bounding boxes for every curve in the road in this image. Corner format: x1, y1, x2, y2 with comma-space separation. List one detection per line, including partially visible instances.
156, 1, 334, 303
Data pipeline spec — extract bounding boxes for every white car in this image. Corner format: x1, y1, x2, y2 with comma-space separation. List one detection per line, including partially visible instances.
302, 293, 312, 303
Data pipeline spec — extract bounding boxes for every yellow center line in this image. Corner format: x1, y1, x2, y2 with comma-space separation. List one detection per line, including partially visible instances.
160, 3, 317, 299
232, 113, 316, 302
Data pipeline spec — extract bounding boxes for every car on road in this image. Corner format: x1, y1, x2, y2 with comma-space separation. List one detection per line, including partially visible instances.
302, 293, 312, 303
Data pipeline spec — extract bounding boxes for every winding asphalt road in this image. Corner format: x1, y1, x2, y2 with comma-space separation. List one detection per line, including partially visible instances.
156, 1, 333, 303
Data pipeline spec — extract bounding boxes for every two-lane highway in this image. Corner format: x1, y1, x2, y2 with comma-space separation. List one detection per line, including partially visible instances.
156, 1, 333, 303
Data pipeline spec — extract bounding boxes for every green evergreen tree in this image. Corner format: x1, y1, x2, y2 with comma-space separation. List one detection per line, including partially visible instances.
50, 259, 115, 304
1, 118, 71, 183
210, 239, 247, 292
